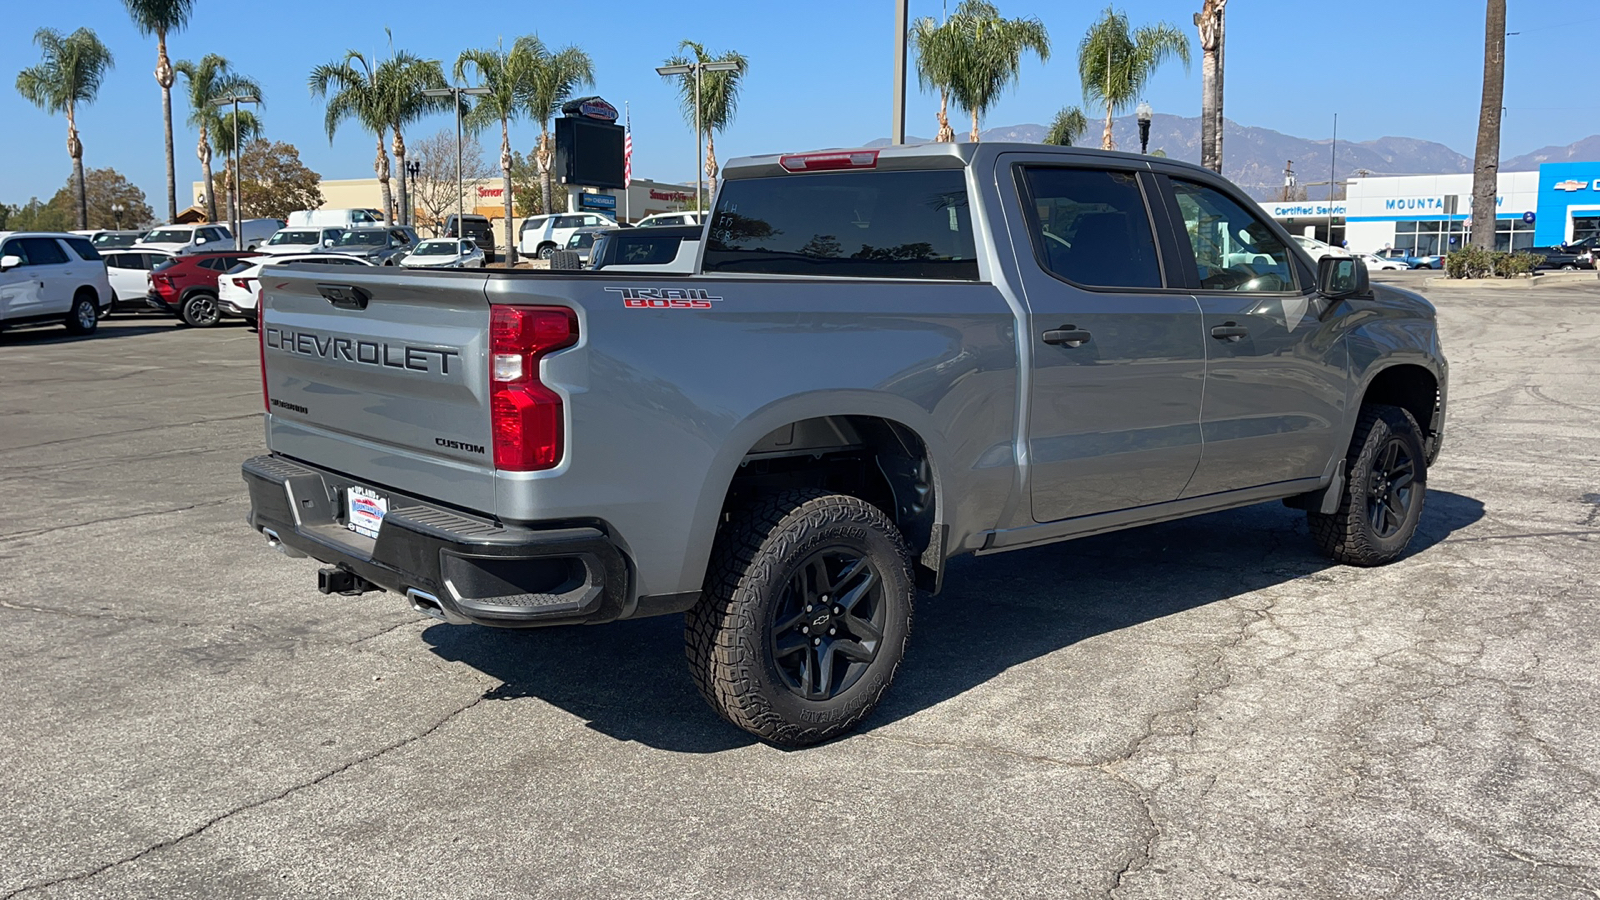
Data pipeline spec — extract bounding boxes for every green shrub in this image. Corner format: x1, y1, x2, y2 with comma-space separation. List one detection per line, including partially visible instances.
1445, 245, 1494, 279
1494, 251, 1541, 277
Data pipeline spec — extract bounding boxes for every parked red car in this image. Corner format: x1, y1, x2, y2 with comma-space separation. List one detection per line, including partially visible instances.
146, 250, 259, 327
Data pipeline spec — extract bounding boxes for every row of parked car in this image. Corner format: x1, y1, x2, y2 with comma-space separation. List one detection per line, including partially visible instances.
1, 205, 709, 336
1289, 233, 1598, 272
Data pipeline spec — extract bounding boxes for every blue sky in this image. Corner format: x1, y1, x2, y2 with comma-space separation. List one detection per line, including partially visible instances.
1, 1, 1587, 209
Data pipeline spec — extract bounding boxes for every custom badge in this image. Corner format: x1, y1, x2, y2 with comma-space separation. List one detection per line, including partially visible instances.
605, 287, 723, 309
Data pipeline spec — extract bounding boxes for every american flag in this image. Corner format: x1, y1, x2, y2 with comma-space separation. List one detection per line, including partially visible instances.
624, 106, 633, 189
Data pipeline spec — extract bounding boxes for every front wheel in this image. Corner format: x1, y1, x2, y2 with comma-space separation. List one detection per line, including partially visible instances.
537, 244, 556, 260
686, 490, 915, 747
180, 292, 221, 328
1309, 404, 1427, 566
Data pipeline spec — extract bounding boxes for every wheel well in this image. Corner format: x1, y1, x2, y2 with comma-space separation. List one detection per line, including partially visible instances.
73, 285, 99, 305
1362, 365, 1439, 441
725, 416, 942, 592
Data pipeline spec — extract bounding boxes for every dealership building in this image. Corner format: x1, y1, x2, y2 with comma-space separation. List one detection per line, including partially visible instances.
1265, 161, 1600, 255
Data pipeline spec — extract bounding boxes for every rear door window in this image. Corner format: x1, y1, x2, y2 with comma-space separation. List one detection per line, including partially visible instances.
21, 238, 70, 265
704, 169, 978, 280
1018, 167, 1163, 289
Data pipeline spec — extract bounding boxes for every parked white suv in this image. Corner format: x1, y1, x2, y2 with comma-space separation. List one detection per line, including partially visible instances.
133, 223, 233, 256
0, 232, 114, 334
101, 248, 175, 312
633, 211, 703, 228
259, 226, 345, 255
518, 212, 617, 259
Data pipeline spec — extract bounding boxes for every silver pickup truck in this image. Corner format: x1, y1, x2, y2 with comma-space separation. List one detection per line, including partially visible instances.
243, 143, 1447, 746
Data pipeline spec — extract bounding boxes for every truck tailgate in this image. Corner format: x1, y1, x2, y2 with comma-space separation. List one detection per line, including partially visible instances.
260, 266, 497, 514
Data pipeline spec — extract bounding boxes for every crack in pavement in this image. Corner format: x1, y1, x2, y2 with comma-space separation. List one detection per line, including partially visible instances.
0, 692, 490, 900
0, 499, 237, 544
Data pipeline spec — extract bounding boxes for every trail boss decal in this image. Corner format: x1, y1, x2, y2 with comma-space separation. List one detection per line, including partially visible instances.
605, 287, 723, 309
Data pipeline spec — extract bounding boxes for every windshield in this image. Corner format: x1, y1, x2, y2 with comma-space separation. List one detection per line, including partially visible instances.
414, 241, 462, 256
143, 228, 191, 243
335, 231, 386, 247
92, 232, 140, 248
268, 230, 320, 245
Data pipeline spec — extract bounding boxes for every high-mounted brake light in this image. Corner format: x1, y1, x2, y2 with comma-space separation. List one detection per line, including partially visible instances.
778, 150, 879, 173
489, 305, 578, 471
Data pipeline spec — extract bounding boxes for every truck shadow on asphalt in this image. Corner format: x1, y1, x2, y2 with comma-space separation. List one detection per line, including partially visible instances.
0, 319, 181, 345
421, 491, 1484, 753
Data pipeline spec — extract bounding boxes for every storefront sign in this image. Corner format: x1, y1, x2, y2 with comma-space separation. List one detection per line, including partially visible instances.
476, 186, 506, 198
579, 192, 617, 211
561, 96, 619, 122
649, 189, 691, 203
1268, 203, 1347, 218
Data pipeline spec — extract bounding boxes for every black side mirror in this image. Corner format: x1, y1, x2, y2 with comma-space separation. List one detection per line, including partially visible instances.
1317, 254, 1368, 300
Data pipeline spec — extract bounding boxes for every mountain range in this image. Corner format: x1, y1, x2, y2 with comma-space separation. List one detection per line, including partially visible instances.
869, 116, 1597, 201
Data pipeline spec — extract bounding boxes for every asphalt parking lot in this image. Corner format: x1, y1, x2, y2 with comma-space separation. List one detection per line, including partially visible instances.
3, 278, 1598, 899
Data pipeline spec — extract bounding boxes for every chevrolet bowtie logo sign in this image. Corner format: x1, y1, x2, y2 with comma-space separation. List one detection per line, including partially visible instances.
1554, 180, 1590, 192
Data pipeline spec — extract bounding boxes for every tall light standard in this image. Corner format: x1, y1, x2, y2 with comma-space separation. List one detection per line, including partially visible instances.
111, 202, 125, 230
421, 86, 491, 239
405, 160, 421, 228
1136, 101, 1153, 155
656, 59, 742, 214
210, 94, 259, 250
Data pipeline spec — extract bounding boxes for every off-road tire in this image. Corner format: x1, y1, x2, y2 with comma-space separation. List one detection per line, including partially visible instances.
64, 291, 98, 335
180, 292, 221, 328
1309, 404, 1427, 566
686, 490, 914, 747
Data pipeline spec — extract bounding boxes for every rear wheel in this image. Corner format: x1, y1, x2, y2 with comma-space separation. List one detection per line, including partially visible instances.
538, 243, 556, 260
180, 292, 221, 328
686, 490, 914, 746
1309, 404, 1427, 566
64, 291, 99, 335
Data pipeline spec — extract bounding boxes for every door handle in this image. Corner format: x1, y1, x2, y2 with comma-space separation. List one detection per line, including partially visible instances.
1210, 322, 1249, 342
1043, 327, 1092, 348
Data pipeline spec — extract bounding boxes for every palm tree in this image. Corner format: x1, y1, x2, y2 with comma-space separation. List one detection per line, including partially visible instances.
661, 41, 748, 199
376, 45, 449, 228
1044, 107, 1089, 146
911, 14, 961, 143
175, 55, 262, 223
1195, 0, 1228, 172
524, 39, 595, 217
122, 0, 195, 223
15, 28, 114, 230
310, 51, 396, 223
1470, 0, 1506, 251
943, 1, 1049, 142
457, 37, 536, 264
1079, 6, 1190, 151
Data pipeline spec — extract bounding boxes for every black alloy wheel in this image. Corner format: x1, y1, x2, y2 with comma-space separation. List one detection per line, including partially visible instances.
180, 292, 221, 328
1365, 436, 1418, 539
770, 548, 887, 701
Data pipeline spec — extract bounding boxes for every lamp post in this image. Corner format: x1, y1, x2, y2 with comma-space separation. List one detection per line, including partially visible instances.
1136, 101, 1153, 155
421, 86, 491, 241
209, 94, 259, 250
405, 160, 421, 228
656, 59, 742, 214
111, 202, 125, 230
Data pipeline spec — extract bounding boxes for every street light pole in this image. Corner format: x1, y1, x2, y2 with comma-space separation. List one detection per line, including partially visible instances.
1136, 101, 1153, 155
892, 0, 908, 145
210, 93, 259, 250
422, 86, 491, 241
657, 60, 741, 215
111, 202, 124, 230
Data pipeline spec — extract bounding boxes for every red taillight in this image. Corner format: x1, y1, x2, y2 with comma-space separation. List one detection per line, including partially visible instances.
778, 150, 879, 173
489, 305, 578, 471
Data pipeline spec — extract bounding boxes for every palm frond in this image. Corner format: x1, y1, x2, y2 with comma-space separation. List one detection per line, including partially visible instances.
121, 0, 195, 37
1044, 107, 1089, 146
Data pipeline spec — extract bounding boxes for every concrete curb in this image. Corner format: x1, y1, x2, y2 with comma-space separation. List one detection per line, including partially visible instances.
1425, 271, 1597, 290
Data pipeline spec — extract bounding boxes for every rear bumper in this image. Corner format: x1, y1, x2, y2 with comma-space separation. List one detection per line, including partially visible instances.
242, 454, 632, 628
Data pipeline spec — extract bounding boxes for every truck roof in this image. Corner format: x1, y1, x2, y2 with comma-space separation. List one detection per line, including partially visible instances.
722, 142, 1219, 181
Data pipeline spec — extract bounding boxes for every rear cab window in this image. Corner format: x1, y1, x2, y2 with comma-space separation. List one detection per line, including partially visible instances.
705, 168, 978, 280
